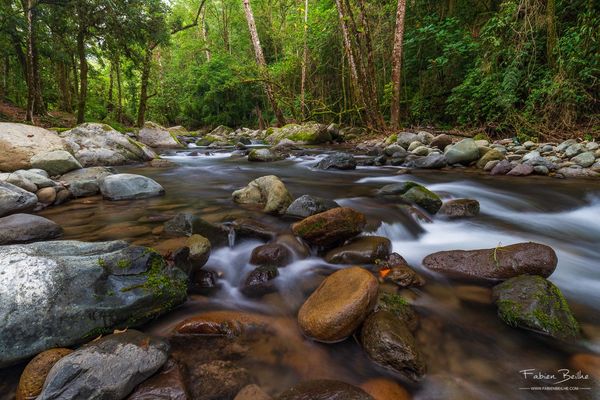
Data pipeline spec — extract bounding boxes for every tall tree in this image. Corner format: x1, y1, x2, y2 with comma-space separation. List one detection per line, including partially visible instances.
24, 0, 44, 122
242, 0, 286, 126
300, 0, 309, 118
390, 0, 406, 129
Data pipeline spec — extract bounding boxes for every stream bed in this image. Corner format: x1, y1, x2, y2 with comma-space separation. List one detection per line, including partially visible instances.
4, 147, 600, 399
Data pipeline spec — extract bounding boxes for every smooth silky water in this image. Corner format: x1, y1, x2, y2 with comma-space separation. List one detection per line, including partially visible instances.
3, 147, 599, 399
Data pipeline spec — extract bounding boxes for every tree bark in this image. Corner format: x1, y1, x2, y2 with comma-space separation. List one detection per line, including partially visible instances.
390, 0, 406, 129
242, 0, 286, 126
76, 24, 88, 124
200, 9, 211, 61
1, 56, 8, 98
546, 0, 557, 69
137, 49, 152, 127
334, 0, 360, 99
300, 0, 309, 118
24, 0, 36, 122
107, 61, 114, 113
56, 61, 72, 112
116, 57, 122, 122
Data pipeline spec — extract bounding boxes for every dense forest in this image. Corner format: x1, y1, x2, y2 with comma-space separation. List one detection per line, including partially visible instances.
0, 0, 598, 139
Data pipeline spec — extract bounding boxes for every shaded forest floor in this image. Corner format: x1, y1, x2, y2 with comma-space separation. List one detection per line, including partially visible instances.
0, 100, 75, 128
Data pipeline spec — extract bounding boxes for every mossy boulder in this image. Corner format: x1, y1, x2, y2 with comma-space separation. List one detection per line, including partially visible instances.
476, 148, 505, 169
266, 123, 331, 145
493, 275, 580, 340
0, 240, 187, 367
292, 207, 366, 248
378, 181, 442, 214
248, 148, 286, 162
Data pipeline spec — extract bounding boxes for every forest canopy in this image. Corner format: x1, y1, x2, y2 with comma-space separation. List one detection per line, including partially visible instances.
0, 0, 598, 139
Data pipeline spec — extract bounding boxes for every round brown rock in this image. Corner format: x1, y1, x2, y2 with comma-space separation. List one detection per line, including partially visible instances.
360, 378, 411, 400
250, 243, 292, 267
292, 207, 366, 248
36, 187, 56, 204
422, 242, 557, 283
16, 348, 73, 400
298, 267, 378, 342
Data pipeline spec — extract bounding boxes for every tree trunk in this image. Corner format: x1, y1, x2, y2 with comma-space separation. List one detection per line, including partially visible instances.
71, 54, 79, 101
137, 49, 152, 127
300, 0, 309, 118
242, 0, 286, 126
24, 0, 36, 122
1, 56, 8, 98
76, 25, 88, 124
107, 61, 114, 113
56, 61, 72, 112
334, 0, 360, 99
200, 9, 211, 61
31, 11, 44, 116
390, 0, 407, 129
546, 0, 557, 69
116, 57, 122, 122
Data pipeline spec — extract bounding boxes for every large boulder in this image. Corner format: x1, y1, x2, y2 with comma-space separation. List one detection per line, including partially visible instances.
0, 213, 62, 245
360, 310, 426, 381
378, 182, 442, 214
285, 194, 340, 218
38, 331, 169, 400
61, 123, 156, 166
298, 267, 378, 342
0, 181, 38, 217
248, 148, 286, 162
422, 242, 557, 283
0, 123, 67, 172
60, 166, 116, 183
138, 121, 182, 148
493, 275, 580, 340
266, 123, 331, 145
324, 236, 391, 264
30, 150, 82, 176
396, 132, 419, 149
444, 139, 479, 165
99, 173, 165, 200
0, 240, 187, 367
291, 207, 366, 248
277, 380, 374, 400
476, 149, 505, 169
232, 175, 292, 214
315, 152, 357, 170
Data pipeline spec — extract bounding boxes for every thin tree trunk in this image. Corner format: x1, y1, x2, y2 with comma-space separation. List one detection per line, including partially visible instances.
57, 61, 72, 112
334, 0, 359, 99
71, 54, 79, 101
300, 0, 309, 118
2, 56, 8, 98
116, 57, 122, 122
31, 13, 44, 116
200, 9, 211, 61
24, 0, 35, 122
107, 61, 114, 113
76, 25, 88, 124
242, 0, 286, 126
137, 49, 152, 127
546, 0, 557, 69
390, 0, 406, 129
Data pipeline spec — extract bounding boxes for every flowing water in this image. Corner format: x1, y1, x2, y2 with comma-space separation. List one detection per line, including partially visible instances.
5, 147, 600, 399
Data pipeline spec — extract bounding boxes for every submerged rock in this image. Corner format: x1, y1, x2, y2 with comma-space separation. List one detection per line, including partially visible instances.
232, 175, 293, 214
99, 173, 165, 200
0, 240, 187, 367
422, 242, 557, 283
377, 181, 442, 214
324, 236, 391, 264
164, 213, 229, 247
38, 331, 169, 400
292, 207, 366, 248
187, 360, 254, 400
298, 267, 378, 342
277, 380, 374, 400
360, 310, 426, 381
360, 378, 410, 400
493, 275, 580, 340
438, 199, 480, 218
285, 194, 340, 218
0, 213, 62, 245
315, 152, 357, 170
128, 359, 190, 400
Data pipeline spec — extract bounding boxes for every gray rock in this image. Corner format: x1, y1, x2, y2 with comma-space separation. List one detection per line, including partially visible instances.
556, 167, 600, 178
522, 151, 540, 162
248, 148, 285, 162
417, 131, 434, 145
396, 132, 419, 149
99, 174, 165, 200
0, 213, 62, 244
0, 181, 38, 217
438, 199, 480, 218
0, 240, 187, 366
15, 169, 57, 188
138, 121, 182, 148
164, 213, 229, 247
411, 145, 430, 156
507, 164, 534, 176
430, 134, 453, 150
586, 142, 599, 151
315, 152, 357, 170
30, 150, 82, 176
383, 144, 407, 157
38, 330, 169, 400
407, 141, 422, 152
61, 123, 156, 167
571, 151, 595, 168
444, 139, 479, 165
483, 160, 500, 171
556, 139, 577, 152
0, 172, 37, 192
533, 165, 549, 175
493, 275, 580, 340
523, 155, 557, 170
60, 166, 116, 184
404, 154, 447, 169
490, 160, 513, 175
70, 179, 100, 197
565, 143, 584, 157
286, 194, 340, 218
